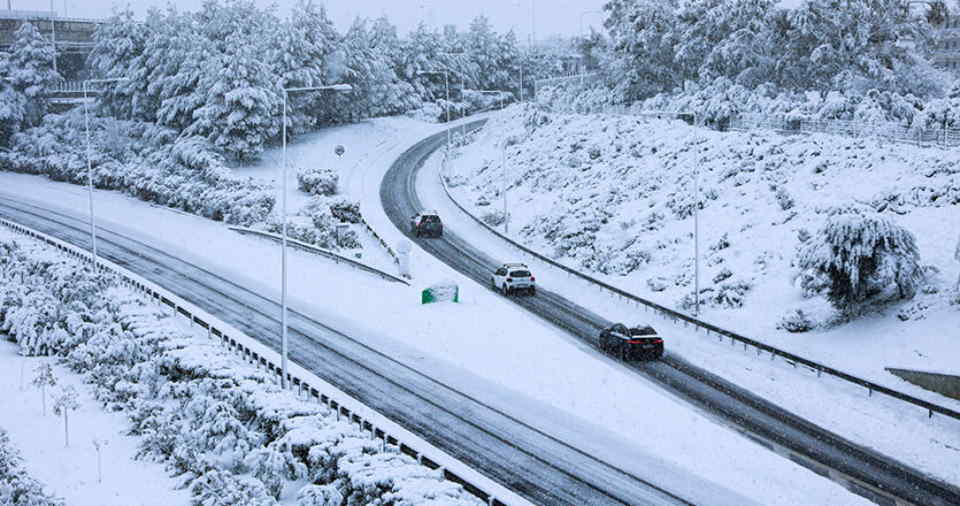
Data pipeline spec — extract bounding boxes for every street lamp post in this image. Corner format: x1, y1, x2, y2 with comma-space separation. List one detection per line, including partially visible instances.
279, 83, 352, 390
83, 77, 127, 271
693, 168, 700, 317
50, 0, 57, 76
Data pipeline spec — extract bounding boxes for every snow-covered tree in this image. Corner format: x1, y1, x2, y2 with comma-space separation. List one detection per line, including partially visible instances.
189, 469, 274, 506
273, 0, 340, 133
797, 206, 924, 314
89, 7, 149, 121
186, 31, 280, 161
0, 81, 26, 147
53, 385, 80, 447
297, 484, 342, 506
32, 362, 58, 415
4, 22, 61, 127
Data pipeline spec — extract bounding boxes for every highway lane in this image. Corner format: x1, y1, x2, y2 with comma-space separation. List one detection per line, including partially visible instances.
380, 121, 960, 506
0, 196, 697, 506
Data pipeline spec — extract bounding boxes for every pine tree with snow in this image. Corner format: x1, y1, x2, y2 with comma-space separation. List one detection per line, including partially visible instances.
5, 22, 61, 126
186, 31, 280, 161
53, 385, 80, 447
797, 206, 924, 315
273, 0, 340, 133
31, 362, 58, 416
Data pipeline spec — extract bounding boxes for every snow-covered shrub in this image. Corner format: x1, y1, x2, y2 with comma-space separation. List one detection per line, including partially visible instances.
189, 469, 274, 506
328, 199, 361, 224
1, 114, 275, 226
712, 268, 733, 284
778, 309, 814, 333
481, 209, 507, 227
0, 428, 64, 506
797, 205, 924, 314
297, 168, 338, 196
679, 280, 752, 310
647, 277, 668, 292
773, 185, 795, 211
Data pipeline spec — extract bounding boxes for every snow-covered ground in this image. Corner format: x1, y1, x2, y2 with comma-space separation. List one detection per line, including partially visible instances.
236, 116, 441, 273
0, 341, 191, 506
446, 108, 960, 384
0, 224, 188, 505
0, 119, 869, 504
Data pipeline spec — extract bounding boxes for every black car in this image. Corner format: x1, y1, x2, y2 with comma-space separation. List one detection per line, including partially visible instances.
411, 211, 443, 238
598, 323, 664, 360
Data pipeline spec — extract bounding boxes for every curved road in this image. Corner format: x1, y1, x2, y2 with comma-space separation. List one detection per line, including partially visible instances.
0, 199, 694, 505
380, 120, 960, 506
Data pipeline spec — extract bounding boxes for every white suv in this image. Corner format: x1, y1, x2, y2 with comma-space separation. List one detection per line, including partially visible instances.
491, 263, 536, 296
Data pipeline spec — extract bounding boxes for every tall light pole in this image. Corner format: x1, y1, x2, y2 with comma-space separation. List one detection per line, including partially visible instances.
693, 168, 700, 317
279, 83, 352, 390
49, 0, 57, 76
83, 77, 127, 271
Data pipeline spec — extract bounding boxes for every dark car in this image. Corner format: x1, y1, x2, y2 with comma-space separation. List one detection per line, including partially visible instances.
598, 323, 664, 360
411, 211, 443, 238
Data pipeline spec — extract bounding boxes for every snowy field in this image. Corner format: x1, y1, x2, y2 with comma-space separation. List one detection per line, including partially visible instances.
0, 340, 191, 506
0, 120, 870, 504
446, 109, 960, 385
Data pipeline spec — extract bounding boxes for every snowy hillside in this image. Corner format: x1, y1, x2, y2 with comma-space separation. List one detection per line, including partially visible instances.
447, 107, 959, 380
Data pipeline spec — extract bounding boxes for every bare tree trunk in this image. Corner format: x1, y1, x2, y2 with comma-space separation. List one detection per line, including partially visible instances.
41, 385, 46, 415
64, 411, 69, 447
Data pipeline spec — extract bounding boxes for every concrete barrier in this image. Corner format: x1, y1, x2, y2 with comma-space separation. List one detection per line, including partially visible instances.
886, 368, 960, 401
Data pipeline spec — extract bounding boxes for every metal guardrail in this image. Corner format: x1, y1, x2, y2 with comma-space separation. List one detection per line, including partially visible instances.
438, 148, 960, 425
0, 216, 520, 506
228, 226, 409, 285
357, 215, 404, 271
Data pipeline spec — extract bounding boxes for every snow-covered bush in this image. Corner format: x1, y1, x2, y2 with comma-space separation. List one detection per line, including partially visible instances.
777, 309, 814, 333
0, 428, 64, 506
481, 209, 506, 227
328, 199, 361, 224
0, 236, 484, 506
297, 168, 338, 196
647, 277, 668, 292
796, 205, 924, 314
1, 114, 275, 226
679, 279, 752, 310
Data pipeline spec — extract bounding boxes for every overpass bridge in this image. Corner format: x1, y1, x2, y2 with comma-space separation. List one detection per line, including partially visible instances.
1, 10, 103, 81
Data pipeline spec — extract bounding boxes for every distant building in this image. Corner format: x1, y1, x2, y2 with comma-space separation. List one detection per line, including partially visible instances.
0, 10, 102, 80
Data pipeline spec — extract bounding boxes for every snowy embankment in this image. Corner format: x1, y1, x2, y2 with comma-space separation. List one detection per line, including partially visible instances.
0, 426, 64, 506
447, 107, 960, 382
0, 228, 483, 506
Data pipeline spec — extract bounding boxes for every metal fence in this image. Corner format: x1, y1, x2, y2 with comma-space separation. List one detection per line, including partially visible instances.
730, 113, 960, 148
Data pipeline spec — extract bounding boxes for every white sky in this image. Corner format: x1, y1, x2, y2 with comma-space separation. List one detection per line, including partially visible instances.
16, 0, 610, 41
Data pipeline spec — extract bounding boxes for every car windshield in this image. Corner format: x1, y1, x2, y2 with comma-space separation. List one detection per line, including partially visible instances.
421, 215, 439, 223
509, 270, 531, 278
629, 326, 657, 336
